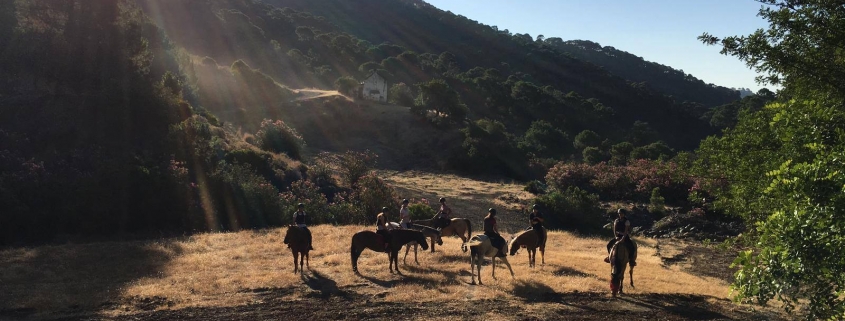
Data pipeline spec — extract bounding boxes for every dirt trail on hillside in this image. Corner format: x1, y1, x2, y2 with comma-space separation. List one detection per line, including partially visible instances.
294, 88, 349, 101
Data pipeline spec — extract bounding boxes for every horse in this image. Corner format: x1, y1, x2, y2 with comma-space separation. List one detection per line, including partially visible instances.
283, 226, 311, 274
350, 229, 429, 274
508, 228, 546, 267
461, 235, 514, 285
415, 216, 472, 243
609, 240, 635, 297
388, 222, 443, 265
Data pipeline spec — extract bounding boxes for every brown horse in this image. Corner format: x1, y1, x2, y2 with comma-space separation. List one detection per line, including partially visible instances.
461, 235, 514, 285
609, 240, 635, 297
508, 228, 546, 267
350, 229, 429, 274
388, 222, 443, 265
283, 226, 311, 274
415, 216, 472, 243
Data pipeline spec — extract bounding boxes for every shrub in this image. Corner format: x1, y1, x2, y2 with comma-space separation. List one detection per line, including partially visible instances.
317, 150, 378, 187
350, 172, 399, 223
545, 162, 596, 192
407, 198, 437, 221
649, 187, 666, 214
279, 180, 332, 225
256, 119, 305, 160
524, 180, 547, 195
212, 162, 284, 229
534, 187, 604, 233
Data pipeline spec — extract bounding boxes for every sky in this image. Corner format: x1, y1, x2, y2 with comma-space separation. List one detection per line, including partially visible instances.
424, 0, 771, 92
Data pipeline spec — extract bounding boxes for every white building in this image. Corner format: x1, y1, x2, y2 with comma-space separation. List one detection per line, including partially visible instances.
360, 71, 387, 102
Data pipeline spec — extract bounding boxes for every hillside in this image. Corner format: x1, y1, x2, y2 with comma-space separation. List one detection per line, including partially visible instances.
137, 0, 728, 153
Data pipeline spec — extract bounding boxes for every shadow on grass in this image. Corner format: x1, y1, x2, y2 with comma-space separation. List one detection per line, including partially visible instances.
301, 270, 348, 299
552, 266, 597, 279
618, 294, 731, 320
0, 240, 179, 318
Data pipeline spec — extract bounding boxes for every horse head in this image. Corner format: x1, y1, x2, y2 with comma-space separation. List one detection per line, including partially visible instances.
508, 235, 521, 256
415, 231, 430, 251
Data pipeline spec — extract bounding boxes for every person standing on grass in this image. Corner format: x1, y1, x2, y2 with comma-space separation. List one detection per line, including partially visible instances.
293, 203, 314, 250
436, 197, 452, 229
484, 208, 507, 257
605, 208, 636, 266
376, 207, 392, 252
399, 199, 411, 229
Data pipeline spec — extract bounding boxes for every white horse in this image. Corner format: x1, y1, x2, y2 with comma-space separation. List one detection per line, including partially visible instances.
461, 235, 514, 285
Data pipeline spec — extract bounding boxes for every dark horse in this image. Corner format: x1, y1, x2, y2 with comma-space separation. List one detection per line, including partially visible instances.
508, 228, 546, 267
283, 226, 311, 274
609, 239, 635, 297
350, 229, 429, 274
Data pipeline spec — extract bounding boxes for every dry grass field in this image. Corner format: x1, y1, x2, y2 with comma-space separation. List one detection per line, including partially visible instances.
0, 172, 786, 320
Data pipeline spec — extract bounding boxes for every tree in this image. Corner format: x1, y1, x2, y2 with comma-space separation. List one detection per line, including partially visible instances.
582, 146, 606, 165
415, 78, 467, 122
609, 142, 634, 165
334, 76, 359, 96
699, 1, 845, 318
519, 120, 569, 158
388, 83, 414, 107
573, 130, 601, 151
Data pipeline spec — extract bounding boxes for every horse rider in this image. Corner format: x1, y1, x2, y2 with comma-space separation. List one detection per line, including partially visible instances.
399, 199, 411, 229
484, 208, 507, 257
376, 207, 393, 252
436, 197, 452, 229
527, 204, 546, 247
605, 208, 637, 266
293, 203, 314, 250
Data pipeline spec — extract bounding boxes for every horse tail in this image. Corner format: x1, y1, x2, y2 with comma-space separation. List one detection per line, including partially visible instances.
463, 218, 472, 240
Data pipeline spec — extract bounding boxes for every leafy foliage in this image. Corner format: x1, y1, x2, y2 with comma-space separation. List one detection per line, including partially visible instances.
698, 1, 845, 318
533, 187, 604, 233
256, 119, 306, 160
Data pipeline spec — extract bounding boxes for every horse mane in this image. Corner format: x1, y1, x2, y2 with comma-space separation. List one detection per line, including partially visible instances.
411, 223, 441, 236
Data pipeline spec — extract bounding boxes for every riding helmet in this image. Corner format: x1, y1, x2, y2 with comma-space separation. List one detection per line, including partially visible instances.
439, 197, 446, 203
402, 199, 409, 204
297, 203, 304, 208
618, 208, 627, 215
488, 208, 496, 214
532, 204, 539, 209
382, 207, 389, 212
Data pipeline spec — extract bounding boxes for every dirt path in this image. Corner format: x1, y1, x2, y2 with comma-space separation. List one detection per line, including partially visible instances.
293, 88, 349, 101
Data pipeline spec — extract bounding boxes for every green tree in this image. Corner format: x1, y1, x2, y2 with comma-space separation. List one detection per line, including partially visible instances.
582, 146, 606, 165
388, 83, 415, 107
519, 120, 569, 158
609, 142, 634, 165
648, 187, 664, 214
573, 130, 601, 151
334, 76, 359, 96
699, 1, 845, 318
415, 78, 468, 122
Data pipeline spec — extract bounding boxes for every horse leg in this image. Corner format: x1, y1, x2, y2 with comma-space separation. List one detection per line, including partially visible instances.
430, 237, 435, 253
540, 247, 545, 265
529, 249, 534, 268
403, 244, 410, 265
300, 252, 305, 273
492, 256, 497, 280
629, 265, 635, 288
414, 244, 419, 265
470, 254, 476, 285
293, 251, 299, 274
502, 257, 515, 278
477, 254, 483, 285
393, 250, 402, 275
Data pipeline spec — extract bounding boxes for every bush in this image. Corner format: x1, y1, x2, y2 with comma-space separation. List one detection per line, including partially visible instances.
279, 180, 332, 225
350, 172, 399, 223
534, 187, 604, 233
256, 119, 305, 160
649, 187, 666, 214
212, 162, 285, 229
524, 180, 547, 195
407, 198, 436, 221
317, 150, 378, 187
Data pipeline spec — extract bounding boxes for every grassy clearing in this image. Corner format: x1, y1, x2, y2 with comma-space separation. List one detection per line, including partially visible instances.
1, 225, 732, 317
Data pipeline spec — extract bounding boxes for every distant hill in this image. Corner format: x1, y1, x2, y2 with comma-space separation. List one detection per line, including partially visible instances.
138, 0, 733, 153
